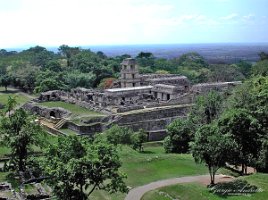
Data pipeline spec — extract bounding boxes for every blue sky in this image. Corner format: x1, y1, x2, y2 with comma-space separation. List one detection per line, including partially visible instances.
0, 0, 267, 48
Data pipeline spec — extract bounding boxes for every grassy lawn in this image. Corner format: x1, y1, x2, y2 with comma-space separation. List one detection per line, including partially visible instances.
39, 101, 104, 116
0, 146, 11, 158
60, 128, 78, 135
0, 172, 9, 182
91, 144, 208, 200
141, 173, 268, 200
120, 146, 207, 186
0, 131, 58, 158
0, 87, 32, 108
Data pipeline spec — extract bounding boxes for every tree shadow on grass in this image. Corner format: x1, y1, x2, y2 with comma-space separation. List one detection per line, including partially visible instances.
209, 180, 260, 198
0, 90, 19, 94
6, 173, 21, 190
140, 150, 155, 154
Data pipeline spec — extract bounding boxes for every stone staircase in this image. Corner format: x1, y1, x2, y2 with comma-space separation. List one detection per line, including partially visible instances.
54, 118, 67, 129
39, 118, 66, 136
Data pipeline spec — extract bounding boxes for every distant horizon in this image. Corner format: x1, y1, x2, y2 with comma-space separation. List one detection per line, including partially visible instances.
4, 42, 268, 52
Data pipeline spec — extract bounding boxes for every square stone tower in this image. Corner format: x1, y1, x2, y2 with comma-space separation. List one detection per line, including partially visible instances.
120, 58, 141, 88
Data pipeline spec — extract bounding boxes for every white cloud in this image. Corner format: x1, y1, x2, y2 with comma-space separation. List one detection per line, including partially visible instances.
0, 0, 176, 47
0, 0, 267, 47
220, 13, 239, 20
243, 14, 255, 20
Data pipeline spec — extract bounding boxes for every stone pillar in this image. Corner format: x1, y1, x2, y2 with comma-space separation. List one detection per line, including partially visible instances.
157, 92, 162, 100
162, 93, 167, 101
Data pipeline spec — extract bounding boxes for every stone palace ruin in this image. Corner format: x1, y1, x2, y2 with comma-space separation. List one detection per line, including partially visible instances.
24, 58, 241, 140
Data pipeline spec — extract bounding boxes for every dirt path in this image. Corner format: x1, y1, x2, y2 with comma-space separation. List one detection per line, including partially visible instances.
18, 91, 37, 100
125, 174, 234, 200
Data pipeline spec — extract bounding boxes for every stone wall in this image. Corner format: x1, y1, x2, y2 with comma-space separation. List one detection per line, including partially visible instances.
23, 102, 71, 119
148, 130, 167, 141
67, 105, 190, 140
114, 105, 190, 137
118, 104, 190, 122
67, 121, 103, 135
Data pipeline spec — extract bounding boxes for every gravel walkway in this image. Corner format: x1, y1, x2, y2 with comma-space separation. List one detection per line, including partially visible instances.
125, 174, 233, 200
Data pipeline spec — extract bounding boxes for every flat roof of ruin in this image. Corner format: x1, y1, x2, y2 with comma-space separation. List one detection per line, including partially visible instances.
121, 58, 136, 65
154, 84, 177, 89
142, 74, 187, 78
105, 86, 153, 92
149, 76, 188, 81
192, 81, 242, 87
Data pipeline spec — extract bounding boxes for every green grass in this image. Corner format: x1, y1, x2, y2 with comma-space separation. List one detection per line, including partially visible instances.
218, 167, 241, 177
0, 146, 11, 158
91, 144, 208, 200
39, 101, 104, 116
0, 87, 32, 108
0, 131, 58, 158
0, 172, 9, 182
141, 173, 268, 200
24, 184, 38, 194
120, 146, 207, 186
60, 128, 78, 136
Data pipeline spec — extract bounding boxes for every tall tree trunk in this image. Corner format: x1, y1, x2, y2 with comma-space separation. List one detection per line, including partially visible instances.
209, 166, 214, 185
80, 184, 84, 200
18, 156, 24, 172
241, 163, 244, 175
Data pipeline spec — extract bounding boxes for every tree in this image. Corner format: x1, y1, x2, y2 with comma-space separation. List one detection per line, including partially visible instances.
155, 70, 169, 74
0, 74, 11, 91
96, 51, 107, 59
98, 77, 116, 89
58, 45, 80, 67
34, 70, 67, 93
34, 78, 62, 93
208, 64, 244, 82
42, 136, 128, 200
191, 124, 234, 185
258, 52, 268, 61
228, 76, 268, 133
252, 60, 268, 76
136, 52, 155, 67
105, 125, 133, 146
236, 60, 252, 78
131, 129, 147, 152
218, 109, 262, 174
190, 91, 223, 126
163, 119, 194, 153
64, 71, 96, 89
7, 64, 40, 92
45, 60, 62, 72
5, 96, 17, 117
0, 108, 45, 172
154, 58, 176, 73
256, 138, 268, 172
173, 52, 210, 83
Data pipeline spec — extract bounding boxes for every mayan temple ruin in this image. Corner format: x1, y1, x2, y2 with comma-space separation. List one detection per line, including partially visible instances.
23, 58, 241, 140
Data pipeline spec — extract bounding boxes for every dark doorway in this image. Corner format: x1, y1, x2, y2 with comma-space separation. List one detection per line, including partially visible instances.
50, 111, 56, 118
87, 95, 93, 101
167, 94, 170, 100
